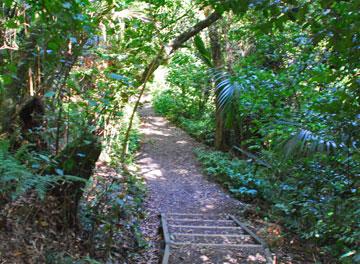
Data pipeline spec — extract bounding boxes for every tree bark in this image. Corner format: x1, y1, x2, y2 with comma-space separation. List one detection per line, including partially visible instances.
209, 22, 229, 151
169, 12, 221, 54
50, 133, 102, 228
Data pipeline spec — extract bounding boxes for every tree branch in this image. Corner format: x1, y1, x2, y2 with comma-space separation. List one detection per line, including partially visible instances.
169, 11, 221, 54
122, 11, 222, 163
140, 11, 222, 83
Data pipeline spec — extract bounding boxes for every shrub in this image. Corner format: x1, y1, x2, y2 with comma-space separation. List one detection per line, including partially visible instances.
195, 148, 360, 262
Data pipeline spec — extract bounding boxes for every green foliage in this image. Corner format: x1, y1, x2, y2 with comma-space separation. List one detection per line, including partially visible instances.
153, 52, 215, 143
0, 140, 55, 201
45, 252, 102, 264
194, 35, 213, 67
153, 89, 215, 143
80, 170, 146, 261
79, 109, 146, 262
195, 148, 260, 200
0, 0, 151, 260
196, 148, 360, 262
178, 116, 214, 145
154, 4, 359, 261
0, 139, 95, 202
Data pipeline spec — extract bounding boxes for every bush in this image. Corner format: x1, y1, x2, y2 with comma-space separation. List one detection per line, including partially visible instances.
153, 90, 215, 144
0, 140, 58, 202
195, 148, 360, 263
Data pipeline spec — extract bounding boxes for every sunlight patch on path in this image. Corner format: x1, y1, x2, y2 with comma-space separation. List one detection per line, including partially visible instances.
137, 104, 246, 264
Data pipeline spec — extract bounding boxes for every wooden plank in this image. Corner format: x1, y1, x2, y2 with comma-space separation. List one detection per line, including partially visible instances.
166, 213, 225, 217
169, 242, 263, 248
170, 225, 243, 229
167, 213, 205, 216
162, 245, 170, 264
161, 213, 171, 244
173, 233, 251, 238
169, 219, 233, 223
161, 214, 171, 264
162, 213, 273, 263
228, 215, 274, 264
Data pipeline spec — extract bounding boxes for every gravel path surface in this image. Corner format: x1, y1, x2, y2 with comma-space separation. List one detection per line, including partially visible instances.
137, 104, 248, 263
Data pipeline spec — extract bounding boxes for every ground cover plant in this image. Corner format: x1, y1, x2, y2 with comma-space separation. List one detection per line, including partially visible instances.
152, 2, 359, 262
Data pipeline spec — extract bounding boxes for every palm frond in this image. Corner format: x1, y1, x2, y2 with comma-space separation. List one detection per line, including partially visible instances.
193, 35, 213, 67
212, 71, 243, 112
284, 129, 337, 157
112, 9, 151, 23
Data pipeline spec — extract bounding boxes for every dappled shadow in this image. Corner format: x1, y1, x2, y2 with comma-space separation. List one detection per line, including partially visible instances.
137, 104, 244, 215
168, 245, 267, 263
137, 103, 255, 264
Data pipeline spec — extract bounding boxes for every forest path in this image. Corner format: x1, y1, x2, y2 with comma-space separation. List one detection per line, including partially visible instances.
137, 103, 252, 263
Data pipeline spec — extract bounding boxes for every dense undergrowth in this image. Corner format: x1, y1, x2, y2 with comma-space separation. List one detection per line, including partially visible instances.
78, 116, 146, 263
152, 56, 215, 145
0, 0, 151, 261
1, 0, 359, 263
0, 110, 145, 263
195, 148, 359, 263
152, 8, 359, 263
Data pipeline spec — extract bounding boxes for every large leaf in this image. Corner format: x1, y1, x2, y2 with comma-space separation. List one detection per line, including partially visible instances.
284, 129, 338, 157
212, 70, 243, 112
194, 35, 213, 67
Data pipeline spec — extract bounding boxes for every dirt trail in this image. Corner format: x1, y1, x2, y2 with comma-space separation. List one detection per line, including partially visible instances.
137, 104, 248, 263
137, 104, 244, 214
135, 103, 317, 264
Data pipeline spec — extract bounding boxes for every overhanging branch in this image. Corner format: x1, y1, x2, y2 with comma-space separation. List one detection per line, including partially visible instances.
169, 11, 221, 54
124, 11, 222, 163
140, 11, 222, 83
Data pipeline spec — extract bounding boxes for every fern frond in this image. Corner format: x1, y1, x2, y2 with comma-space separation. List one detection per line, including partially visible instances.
0, 140, 58, 200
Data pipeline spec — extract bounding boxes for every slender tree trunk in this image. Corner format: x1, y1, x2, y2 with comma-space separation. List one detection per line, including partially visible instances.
209, 21, 229, 151
120, 12, 222, 163
28, 67, 34, 96
36, 45, 42, 95
120, 50, 164, 163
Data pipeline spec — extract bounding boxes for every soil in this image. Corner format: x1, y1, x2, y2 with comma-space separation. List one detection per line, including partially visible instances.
137, 103, 244, 214
136, 104, 263, 264
136, 103, 318, 264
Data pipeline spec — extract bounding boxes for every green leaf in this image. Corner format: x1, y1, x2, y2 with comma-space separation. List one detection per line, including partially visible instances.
38, 154, 50, 162
108, 73, 126, 81
62, 2, 71, 9
44, 91, 56, 97
340, 251, 356, 259
55, 168, 64, 176
194, 35, 213, 67
88, 99, 98, 106
47, 42, 59, 51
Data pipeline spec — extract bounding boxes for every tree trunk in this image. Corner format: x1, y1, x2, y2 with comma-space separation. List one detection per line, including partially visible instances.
209, 22, 229, 151
50, 133, 102, 228
121, 11, 222, 162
